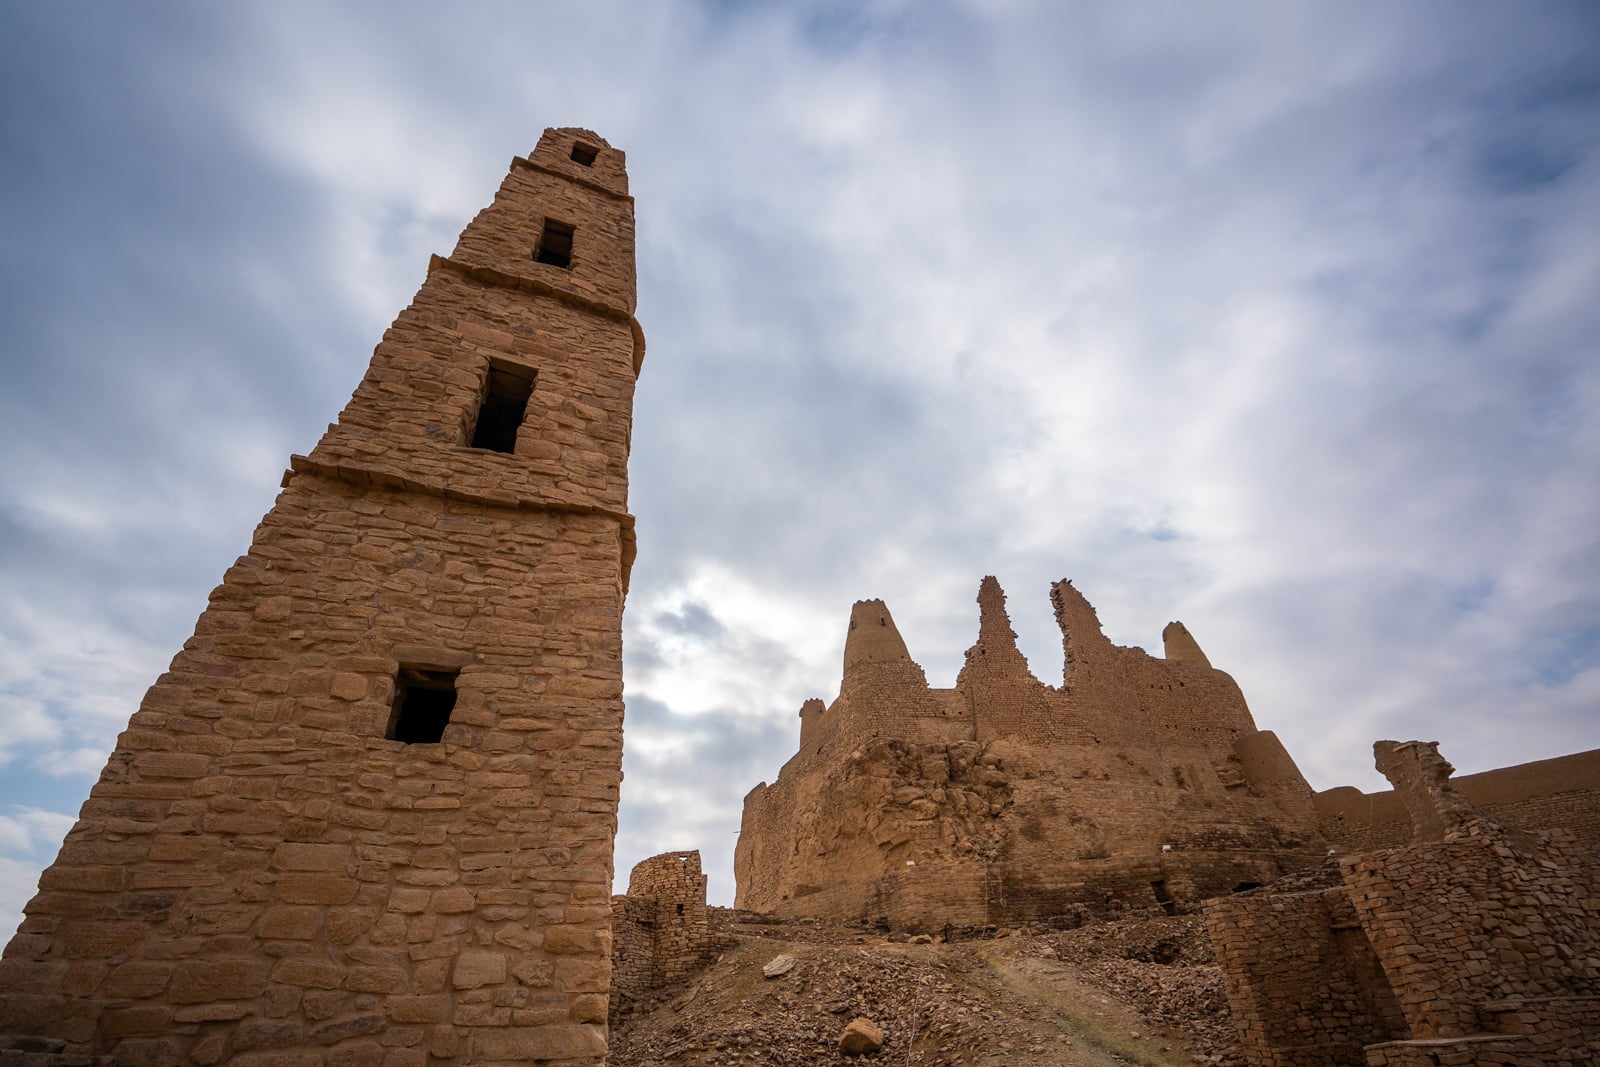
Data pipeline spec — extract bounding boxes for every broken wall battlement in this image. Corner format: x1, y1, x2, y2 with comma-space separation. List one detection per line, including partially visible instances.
735, 577, 1327, 930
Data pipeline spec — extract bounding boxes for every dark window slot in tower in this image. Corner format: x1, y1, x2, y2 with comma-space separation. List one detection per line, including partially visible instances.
389, 667, 459, 744
469, 361, 536, 453
570, 142, 598, 166
534, 219, 575, 268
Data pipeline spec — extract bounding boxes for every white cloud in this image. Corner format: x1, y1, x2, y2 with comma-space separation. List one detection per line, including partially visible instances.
1, 3, 1596, 916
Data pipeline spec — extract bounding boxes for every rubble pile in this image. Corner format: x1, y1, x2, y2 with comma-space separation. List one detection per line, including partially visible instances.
610, 912, 1231, 1066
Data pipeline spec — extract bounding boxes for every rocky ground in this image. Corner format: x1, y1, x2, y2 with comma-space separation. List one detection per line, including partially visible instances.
609, 911, 1239, 1066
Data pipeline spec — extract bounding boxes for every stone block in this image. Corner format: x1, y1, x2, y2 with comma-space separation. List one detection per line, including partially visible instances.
452, 951, 507, 989
169, 958, 271, 1003
472, 1024, 605, 1061
258, 905, 322, 940
273, 843, 353, 872
276, 874, 359, 905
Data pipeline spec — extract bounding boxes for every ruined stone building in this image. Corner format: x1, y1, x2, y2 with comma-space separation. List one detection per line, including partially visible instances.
1208, 741, 1600, 1066
734, 578, 1600, 940
607, 852, 711, 1020
734, 577, 1331, 931
0, 128, 642, 1066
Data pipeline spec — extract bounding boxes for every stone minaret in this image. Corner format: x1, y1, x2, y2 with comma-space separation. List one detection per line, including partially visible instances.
0, 128, 641, 1066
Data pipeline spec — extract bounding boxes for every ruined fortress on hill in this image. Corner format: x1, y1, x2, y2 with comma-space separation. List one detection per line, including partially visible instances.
1, 129, 1596, 1066
733, 579, 1600, 933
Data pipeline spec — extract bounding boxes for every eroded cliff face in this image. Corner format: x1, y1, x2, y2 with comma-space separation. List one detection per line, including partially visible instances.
736, 579, 1327, 930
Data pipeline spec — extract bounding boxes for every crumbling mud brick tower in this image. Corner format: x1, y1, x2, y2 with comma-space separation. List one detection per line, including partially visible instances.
0, 128, 642, 1066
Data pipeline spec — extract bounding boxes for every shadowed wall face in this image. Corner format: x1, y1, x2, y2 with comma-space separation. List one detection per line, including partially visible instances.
0, 127, 641, 1067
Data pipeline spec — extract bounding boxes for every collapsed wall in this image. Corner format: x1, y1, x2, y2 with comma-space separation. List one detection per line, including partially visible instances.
1313, 747, 1600, 852
1209, 741, 1600, 1067
0, 128, 643, 1066
735, 577, 1328, 930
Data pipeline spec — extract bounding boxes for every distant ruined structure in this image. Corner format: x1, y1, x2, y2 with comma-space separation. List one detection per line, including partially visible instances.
734, 578, 1600, 945
607, 852, 711, 1021
1208, 741, 1600, 1066
735, 578, 1329, 931
0, 128, 642, 1066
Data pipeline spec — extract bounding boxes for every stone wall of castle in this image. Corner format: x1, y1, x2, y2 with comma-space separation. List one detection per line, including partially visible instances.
735, 578, 1329, 929
0, 128, 642, 1067
1209, 741, 1600, 1067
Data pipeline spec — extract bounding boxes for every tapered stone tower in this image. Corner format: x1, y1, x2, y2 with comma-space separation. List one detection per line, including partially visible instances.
0, 128, 641, 1066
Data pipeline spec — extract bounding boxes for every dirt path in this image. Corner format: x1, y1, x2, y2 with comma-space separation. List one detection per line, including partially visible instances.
891, 943, 1201, 1067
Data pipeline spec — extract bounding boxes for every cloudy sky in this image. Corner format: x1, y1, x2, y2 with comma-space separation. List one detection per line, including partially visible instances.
1, 2, 1597, 925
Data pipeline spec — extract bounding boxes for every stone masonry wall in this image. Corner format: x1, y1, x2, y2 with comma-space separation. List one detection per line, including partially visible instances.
1342, 822, 1600, 1040
607, 852, 710, 1019
0, 127, 642, 1067
1207, 867, 1408, 1067
736, 578, 1327, 927
1208, 742, 1600, 1067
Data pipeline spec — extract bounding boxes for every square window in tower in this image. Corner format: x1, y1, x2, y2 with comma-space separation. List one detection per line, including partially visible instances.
388, 667, 460, 744
534, 219, 575, 269
570, 142, 599, 166
469, 360, 536, 453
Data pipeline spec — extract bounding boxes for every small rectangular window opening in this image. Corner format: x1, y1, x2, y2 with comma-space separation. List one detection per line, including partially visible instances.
389, 667, 459, 744
534, 219, 575, 269
570, 142, 598, 167
469, 361, 536, 453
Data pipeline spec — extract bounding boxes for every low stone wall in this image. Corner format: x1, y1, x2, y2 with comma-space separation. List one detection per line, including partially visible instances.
1209, 742, 1600, 1067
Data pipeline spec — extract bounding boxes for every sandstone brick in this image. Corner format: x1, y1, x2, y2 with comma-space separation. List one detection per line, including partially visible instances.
386, 996, 452, 1023
169, 958, 271, 1003
472, 1023, 605, 1061
273, 843, 353, 872
451, 951, 506, 989
136, 752, 213, 778
104, 961, 174, 998
275, 874, 359, 905
430, 887, 475, 913
258, 906, 322, 940
101, 1004, 173, 1036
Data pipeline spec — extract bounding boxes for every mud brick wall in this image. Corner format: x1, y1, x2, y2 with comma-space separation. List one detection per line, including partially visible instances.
0, 127, 642, 1067
879, 863, 988, 934
1314, 749, 1600, 853
1208, 882, 1405, 1067
736, 577, 1327, 926
1342, 822, 1600, 1041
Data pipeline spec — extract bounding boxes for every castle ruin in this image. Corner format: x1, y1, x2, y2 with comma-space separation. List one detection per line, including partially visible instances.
734, 577, 1329, 931
1208, 741, 1600, 1066
0, 128, 641, 1066
607, 852, 711, 1022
